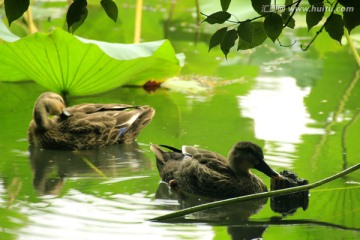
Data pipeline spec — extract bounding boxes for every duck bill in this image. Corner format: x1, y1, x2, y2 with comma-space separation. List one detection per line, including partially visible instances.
255, 159, 281, 179
61, 108, 71, 117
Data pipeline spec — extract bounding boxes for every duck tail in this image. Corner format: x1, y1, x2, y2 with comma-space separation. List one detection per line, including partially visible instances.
150, 144, 165, 162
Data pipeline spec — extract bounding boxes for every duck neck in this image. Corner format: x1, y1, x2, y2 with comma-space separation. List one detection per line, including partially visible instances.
33, 101, 51, 131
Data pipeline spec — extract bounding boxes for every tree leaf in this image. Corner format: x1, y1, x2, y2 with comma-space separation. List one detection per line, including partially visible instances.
237, 22, 254, 44
264, 13, 283, 42
4, 0, 30, 26
203, 11, 231, 24
342, 5, 360, 33
282, 11, 295, 29
208, 27, 228, 52
220, 29, 238, 58
101, 0, 118, 23
67, 0, 88, 32
306, 3, 325, 31
0, 27, 182, 96
309, 0, 323, 5
237, 22, 267, 50
251, 0, 271, 14
221, 0, 231, 12
325, 14, 344, 44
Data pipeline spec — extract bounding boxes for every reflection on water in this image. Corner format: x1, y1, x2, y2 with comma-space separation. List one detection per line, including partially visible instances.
239, 77, 325, 168
29, 143, 152, 196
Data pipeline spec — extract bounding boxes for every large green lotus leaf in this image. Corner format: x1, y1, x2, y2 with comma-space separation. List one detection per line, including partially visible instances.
0, 27, 182, 96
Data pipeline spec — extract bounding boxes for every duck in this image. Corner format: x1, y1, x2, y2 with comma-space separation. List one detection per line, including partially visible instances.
28, 92, 155, 150
150, 141, 282, 199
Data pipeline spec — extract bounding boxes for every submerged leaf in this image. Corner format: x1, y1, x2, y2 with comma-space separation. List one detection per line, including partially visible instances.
4, 0, 30, 26
100, 0, 118, 22
0, 27, 182, 96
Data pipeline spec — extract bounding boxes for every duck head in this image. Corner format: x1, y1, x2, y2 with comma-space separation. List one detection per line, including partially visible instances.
33, 92, 70, 130
228, 141, 281, 179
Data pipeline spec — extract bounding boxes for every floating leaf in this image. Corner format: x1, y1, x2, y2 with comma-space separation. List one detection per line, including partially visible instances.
0, 27, 182, 96
325, 14, 344, 44
264, 13, 283, 42
101, 0, 118, 23
306, 3, 325, 31
251, 0, 271, 14
209, 27, 227, 52
4, 0, 30, 26
67, 0, 88, 32
220, 29, 238, 58
237, 22, 267, 50
221, 0, 231, 12
203, 11, 231, 24
237, 21, 254, 44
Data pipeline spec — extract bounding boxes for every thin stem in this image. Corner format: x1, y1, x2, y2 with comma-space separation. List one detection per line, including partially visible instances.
150, 163, 360, 221
134, 0, 143, 43
301, 0, 340, 51
345, 30, 360, 68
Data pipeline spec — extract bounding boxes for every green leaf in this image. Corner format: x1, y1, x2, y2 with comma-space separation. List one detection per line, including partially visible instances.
208, 27, 228, 52
237, 22, 254, 44
203, 11, 231, 24
221, 0, 231, 12
67, 0, 88, 32
0, 27, 182, 96
306, 3, 325, 31
282, 11, 295, 29
237, 22, 267, 50
4, 0, 30, 26
309, 0, 323, 5
100, 0, 118, 23
325, 14, 344, 44
251, 0, 271, 14
264, 13, 283, 42
342, 5, 360, 33
220, 29, 238, 58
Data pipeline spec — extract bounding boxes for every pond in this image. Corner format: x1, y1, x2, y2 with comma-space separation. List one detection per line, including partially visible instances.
1, 1, 360, 239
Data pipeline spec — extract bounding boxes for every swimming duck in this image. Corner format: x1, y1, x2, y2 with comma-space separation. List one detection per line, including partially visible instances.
28, 92, 155, 150
150, 142, 282, 199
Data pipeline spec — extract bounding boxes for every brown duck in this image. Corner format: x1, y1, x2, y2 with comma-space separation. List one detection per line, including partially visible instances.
150, 141, 282, 199
28, 92, 155, 150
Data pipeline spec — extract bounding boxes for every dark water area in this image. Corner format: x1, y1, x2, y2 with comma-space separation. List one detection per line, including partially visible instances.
1, 0, 360, 239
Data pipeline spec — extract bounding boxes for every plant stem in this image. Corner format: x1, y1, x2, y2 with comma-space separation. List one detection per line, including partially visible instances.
24, 6, 38, 34
345, 30, 360, 68
134, 0, 143, 43
150, 163, 360, 222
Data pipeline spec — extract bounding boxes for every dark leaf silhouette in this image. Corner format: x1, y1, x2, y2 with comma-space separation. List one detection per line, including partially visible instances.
264, 13, 283, 42
67, 0, 88, 32
100, 0, 118, 23
325, 14, 344, 44
203, 11, 231, 24
4, 0, 30, 26
209, 27, 228, 52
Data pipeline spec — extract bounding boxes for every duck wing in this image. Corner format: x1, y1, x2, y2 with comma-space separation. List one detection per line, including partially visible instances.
56, 103, 154, 148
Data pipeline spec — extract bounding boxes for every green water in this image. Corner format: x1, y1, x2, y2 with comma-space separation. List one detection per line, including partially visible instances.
1, 0, 360, 239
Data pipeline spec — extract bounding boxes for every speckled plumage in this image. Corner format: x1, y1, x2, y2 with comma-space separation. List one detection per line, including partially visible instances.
28, 92, 155, 150
150, 142, 281, 199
